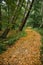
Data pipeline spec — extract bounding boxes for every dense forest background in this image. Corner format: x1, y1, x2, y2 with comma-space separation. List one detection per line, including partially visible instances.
0, 0, 43, 31
0, 0, 43, 64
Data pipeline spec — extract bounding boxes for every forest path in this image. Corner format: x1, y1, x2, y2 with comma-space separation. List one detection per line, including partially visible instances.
0, 28, 42, 65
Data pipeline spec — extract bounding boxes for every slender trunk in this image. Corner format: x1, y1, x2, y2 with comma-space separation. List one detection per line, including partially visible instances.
13, 0, 29, 26
10, 0, 21, 24
7, 5, 10, 24
0, 0, 21, 38
12, 0, 24, 29
0, 0, 34, 38
0, 27, 10, 38
39, 1, 43, 28
18, 0, 34, 31
39, 22, 43, 28
0, 0, 2, 31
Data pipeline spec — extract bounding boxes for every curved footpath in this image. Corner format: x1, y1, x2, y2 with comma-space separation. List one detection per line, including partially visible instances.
0, 28, 42, 65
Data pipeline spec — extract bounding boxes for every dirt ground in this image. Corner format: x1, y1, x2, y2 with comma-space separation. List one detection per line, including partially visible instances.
0, 28, 42, 65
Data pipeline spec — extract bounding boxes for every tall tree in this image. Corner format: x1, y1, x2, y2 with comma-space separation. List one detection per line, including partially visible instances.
0, 0, 21, 38
39, 1, 43, 28
0, 0, 2, 30
18, 0, 34, 31
12, 0, 24, 29
29, 0, 42, 28
0, 0, 34, 38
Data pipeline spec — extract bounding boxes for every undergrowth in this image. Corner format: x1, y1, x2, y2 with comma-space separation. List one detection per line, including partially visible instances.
0, 30, 27, 54
33, 28, 43, 64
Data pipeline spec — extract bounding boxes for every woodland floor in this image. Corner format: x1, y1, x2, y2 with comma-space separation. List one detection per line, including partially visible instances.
0, 28, 42, 65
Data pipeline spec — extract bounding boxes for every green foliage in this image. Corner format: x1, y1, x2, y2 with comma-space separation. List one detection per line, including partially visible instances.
33, 28, 43, 62
0, 42, 7, 54
38, 29, 43, 54
0, 30, 26, 54
26, 0, 42, 28
0, 1, 43, 63
33, 28, 43, 43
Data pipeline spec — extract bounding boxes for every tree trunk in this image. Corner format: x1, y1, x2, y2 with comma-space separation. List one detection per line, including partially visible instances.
0, 27, 10, 38
0, 0, 34, 38
18, 0, 34, 31
39, 1, 43, 28
12, 0, 23, 29
0, 0, 2, 31
0, 0, 20, 38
